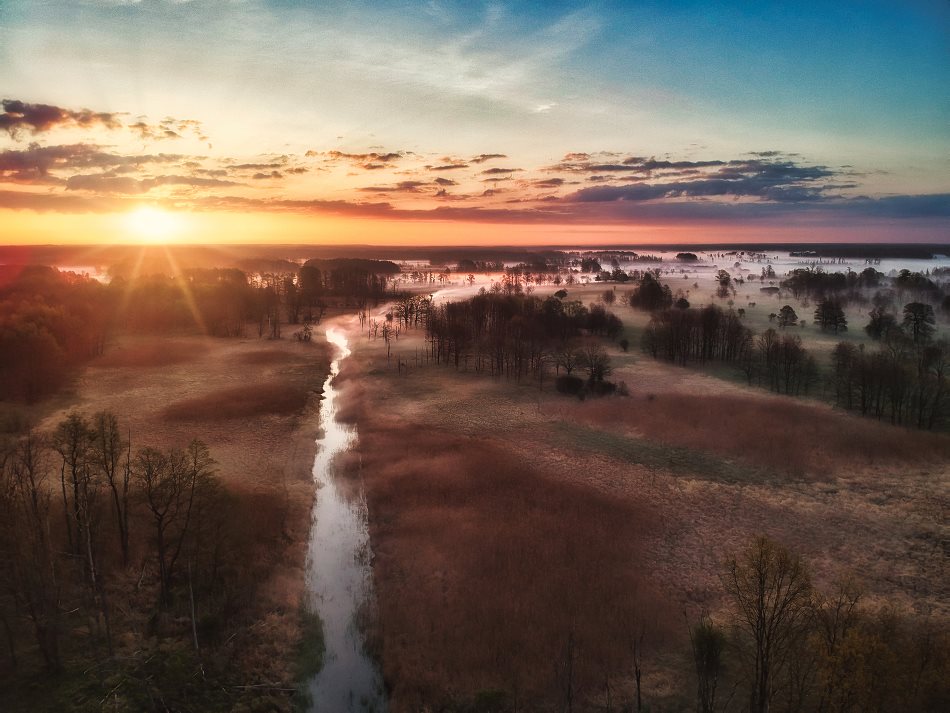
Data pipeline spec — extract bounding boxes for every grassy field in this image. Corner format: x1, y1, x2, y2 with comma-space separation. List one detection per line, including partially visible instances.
336, 311, 949, 711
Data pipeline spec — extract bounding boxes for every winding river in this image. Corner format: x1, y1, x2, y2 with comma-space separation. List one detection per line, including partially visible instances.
304, 326, 387, 712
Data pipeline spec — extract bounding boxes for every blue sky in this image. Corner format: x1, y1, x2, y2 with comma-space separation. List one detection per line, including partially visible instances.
0, 0, 947, 243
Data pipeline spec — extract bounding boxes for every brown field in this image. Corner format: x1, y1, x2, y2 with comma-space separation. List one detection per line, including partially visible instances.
336, 316, 950, 711
162, 382, 310, 421
90, 339, 211, 368
35, 331, 331, 690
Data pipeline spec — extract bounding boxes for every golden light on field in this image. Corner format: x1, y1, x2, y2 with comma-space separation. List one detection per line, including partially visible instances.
124, 206, 185, 243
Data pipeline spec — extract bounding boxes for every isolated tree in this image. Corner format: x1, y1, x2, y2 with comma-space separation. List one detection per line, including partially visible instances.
722, 536, 812, 713
902, 302, 935, 344
578, 342, 612, 383
554, 344, 581, 375
811, 578, 863, 712
777, 305, 798, 328
628, 273, 673, 311
814, 300, 848, 334
716, 270, 732, 299
602, 289, 616, 306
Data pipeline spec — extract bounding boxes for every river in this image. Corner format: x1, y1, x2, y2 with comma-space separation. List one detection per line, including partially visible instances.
304, 326, 387, 712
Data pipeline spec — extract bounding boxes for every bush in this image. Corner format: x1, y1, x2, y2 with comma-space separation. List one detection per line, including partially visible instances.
587, 380, 617, 397
555, 375, 584, 395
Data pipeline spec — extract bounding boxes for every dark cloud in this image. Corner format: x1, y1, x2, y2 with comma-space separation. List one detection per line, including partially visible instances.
357, 180, 429, 193
428, 163, 469, 171
562, 152, 590, 162
313, 150, 404, 170
0, 99, 123, 138
192, 168, 230, 178
230, 162, 284, 170
563, 156, 839, 203
481, 167, 522, 175
621, 157, 727, 169
843, 193, 950, 218
0, 143, 186, 184
470, 153, 507, 163
252, 171, 283, 180
433, 177, 457, 186
530, 177, 565, 188
130, 117, 208, 142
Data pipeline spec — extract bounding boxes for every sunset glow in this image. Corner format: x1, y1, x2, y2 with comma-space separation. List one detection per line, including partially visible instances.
124, 206, 186, 244
1, 1, 947, 245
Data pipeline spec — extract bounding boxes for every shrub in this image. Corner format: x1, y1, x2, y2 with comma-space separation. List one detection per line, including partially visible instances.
555, 375, 584, 395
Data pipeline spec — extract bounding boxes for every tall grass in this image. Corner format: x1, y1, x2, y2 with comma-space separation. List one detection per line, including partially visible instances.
162, 383, 310, 421
345, 414, 675, 710
576, 393, 950, 478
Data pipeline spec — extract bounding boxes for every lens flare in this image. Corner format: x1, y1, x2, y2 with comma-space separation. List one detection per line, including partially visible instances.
124, 206, 184, 243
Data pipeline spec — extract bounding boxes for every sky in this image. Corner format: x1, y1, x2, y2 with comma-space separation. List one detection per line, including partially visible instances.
0, 0, 948, 245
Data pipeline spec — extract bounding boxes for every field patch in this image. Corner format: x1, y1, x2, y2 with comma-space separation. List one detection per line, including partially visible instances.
162, 382, 310, 421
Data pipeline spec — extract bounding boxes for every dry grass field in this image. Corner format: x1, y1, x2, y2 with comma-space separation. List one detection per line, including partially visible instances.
335, 316, 950, 710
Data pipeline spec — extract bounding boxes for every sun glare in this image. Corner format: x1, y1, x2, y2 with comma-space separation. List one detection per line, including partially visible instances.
124, 206, 184, 243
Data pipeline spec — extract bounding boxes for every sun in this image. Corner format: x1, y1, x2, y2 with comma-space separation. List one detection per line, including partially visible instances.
124, 206, 185, 243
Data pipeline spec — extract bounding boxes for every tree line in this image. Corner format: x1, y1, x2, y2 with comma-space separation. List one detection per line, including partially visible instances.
640, 304, 818, 397
632, 268, 948, 424
423, 292, 623, 388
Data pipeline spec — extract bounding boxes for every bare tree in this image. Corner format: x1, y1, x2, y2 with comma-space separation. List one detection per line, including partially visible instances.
91, 412, 131, 566
578, 341, 612, 383
0, 434, 63, 672
136, 441, 216, 608
722, 536, 813, 713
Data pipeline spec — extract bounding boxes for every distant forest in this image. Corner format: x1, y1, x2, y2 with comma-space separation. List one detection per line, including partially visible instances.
629, 266, 950, 430
0, 260, 397, 402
